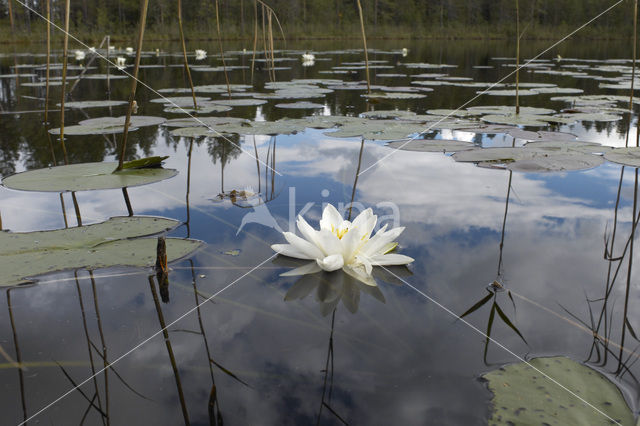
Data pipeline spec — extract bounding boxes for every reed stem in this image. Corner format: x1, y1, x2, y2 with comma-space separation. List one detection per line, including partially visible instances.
214, 0, 232, 97
59, 0, 71, 165
515, 0, 520, 115
356, 0, 371, 94
178, 0, 198, 109
117, 0, 149, 171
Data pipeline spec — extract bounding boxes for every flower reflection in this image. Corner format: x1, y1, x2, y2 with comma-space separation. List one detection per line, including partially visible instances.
277, 257, 412, 315
271, 204, 413, 285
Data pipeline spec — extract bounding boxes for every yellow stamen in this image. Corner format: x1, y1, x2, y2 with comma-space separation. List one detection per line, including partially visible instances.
331, 225, 349, 239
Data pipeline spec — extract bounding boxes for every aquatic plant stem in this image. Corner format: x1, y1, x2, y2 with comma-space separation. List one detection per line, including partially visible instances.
177, 0, 197, 109
7, 289, 27, 425
630, 0, 638, 112
58, 0, 70, 165
618, 169, 638, 373
148, 276, 190, 425
90, 272, 110, 426
74, 272, 106, 425
44, 0, 51, 126
515, 0, 520, 115
356, 0, 371, 94
117, 0, 149, 171
214, 0, 232, 98
250, 0, 258, 85
348, 138, 365, 221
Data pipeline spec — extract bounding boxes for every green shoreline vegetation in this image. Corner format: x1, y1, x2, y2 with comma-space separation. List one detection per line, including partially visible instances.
0, 0, 636, 44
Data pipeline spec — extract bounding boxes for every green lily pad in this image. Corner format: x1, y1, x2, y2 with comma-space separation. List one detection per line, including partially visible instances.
0, 216, 204, 287
122, 156, 169, 169
163, 102, 233, 114
60, 100, 128, 109
453, 146, 604, 172
481, 89, 538, 96
467, 106, 555, 115
604, 147, 640, 167
386, 139, 476, 152
361, 110, 417, 119
49, 116, 166, 135
531, 87, 584, 94
2, 162, 178, 192
163, 116, 249, 128
364, 92, 427, 99
481, 114, 551, 127
275, 101, 325, 109
83, 74, 128, 80
150, 96, 211, 106
211, 98, 268, 106
483, 356, 634, 426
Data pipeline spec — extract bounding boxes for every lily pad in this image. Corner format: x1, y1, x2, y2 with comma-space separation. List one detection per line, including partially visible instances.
49, 116, 166, 135
483, 356, 634, 426
481, 114, 551, 127
0, 216, 203, 287
604, 147, 640, 167
60, 100, 128, 109
386, 139, 476, 152
2, 162, 178, 192
453, 146, 604, 172
275, 101, 325, 109
211, 98, 268, 106
364, 92, 427, 99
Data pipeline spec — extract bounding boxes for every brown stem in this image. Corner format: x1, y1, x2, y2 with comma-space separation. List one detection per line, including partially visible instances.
214, 0, 232, 98
59, 0, 71, 165
178, 0, 198, 109
356, 0, 371, 94
117, 0, 149, 171
515, 0, 520, 115
148, 276, 190, 425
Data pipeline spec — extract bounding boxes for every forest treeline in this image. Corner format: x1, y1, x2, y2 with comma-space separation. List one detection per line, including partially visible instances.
0, 0, 635, 41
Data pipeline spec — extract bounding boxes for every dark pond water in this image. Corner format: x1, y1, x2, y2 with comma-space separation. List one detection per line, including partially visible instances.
1, 38, 640, 425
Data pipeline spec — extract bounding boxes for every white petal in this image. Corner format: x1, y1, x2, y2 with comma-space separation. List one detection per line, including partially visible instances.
343, 265, 377, 287
355, 255, 373, 275
297, 215, 320, 246
360, 226, 405, 257
350, 208, 375, 233
271, 244, 315, 260
316, 254, 344, 271
281, 261, 322, 276
283, 232, 325, 259
315, 229, 343, 256
340, 224, 364, 262
319, 204, 344, 231
369, 253, 414, 266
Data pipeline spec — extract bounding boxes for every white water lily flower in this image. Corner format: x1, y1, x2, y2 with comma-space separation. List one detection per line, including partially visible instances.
272, 204, 413, 285
195, 49, 207, 60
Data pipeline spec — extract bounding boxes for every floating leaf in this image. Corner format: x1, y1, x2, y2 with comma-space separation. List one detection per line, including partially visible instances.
604, 147, 640, 167
211, 98, 268, 106
0, 216, 203, 287
275, 101, 325, 109
2, 162, 178, 192
453, 146, 604, 172
49, 116, 166, 135
483, 357, 634, 426
386, 139, 476, 152
481, 114, 551, 127
122, 156, 169, 169
59, 100, 128, 109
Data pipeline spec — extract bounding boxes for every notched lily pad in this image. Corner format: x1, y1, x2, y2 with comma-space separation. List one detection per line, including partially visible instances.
483, 356, 634, 426
386, 139, 476, 152
2, 162, 178, 192
0, 216, 204, 287
453, 146, 604, 172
